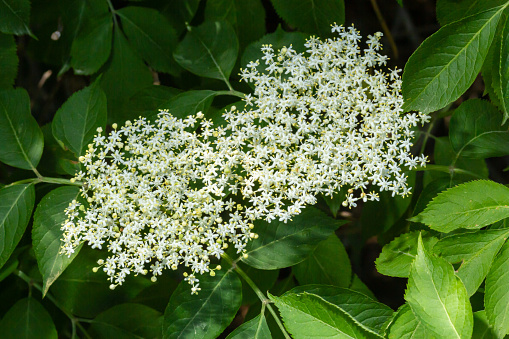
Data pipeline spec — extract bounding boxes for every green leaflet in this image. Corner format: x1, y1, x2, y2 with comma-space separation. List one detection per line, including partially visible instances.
449, 99, 509, 159
0, 88, 44, 171
436, 0, 504, 26
388, 304, 431, 339
163, 269, 242, 339
405, 235, 473, 338
32, 186, 82, 297
0, 33, 18, 89
410, 180, 509, 232
402, 5, 506, 113
226, 314, 271, 339
0, 0, 35, 37
270, 0, 345, 37
500, 13, 509, 123
485, 240, 509, 338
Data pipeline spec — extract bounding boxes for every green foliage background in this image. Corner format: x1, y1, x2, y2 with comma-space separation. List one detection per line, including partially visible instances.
1, 0, 509, 338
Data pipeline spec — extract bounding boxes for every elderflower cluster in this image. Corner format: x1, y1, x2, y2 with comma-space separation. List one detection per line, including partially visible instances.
61, 24, 428, 293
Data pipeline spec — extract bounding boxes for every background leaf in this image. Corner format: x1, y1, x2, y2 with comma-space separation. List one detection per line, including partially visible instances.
52, 78, 107, 158
117, 6, 180, 76
472, 310, 498, 339
242, 207, 345, 270
129, 85, 180, 118
32, 186, 82, 296
500, 13, 509, 123
402, 5, 505, 113
485, 239, 509, 338
0, 88, 44, 170
293, 234, 352, 287
100, 29, 152, 123
0, 33, 18, 89
174, 20, 238, 83
0, 0, 34, 37
0, 184, 35, 270
226, 313, 271, 339
449, 99, 509, 158
411, 180, 509, 232
434, 229, 509, 296
0, 297, 57, 339
157, 90, 217, 120
405, 235, 473, 338
436, 0, 504, 26
89, 303, 162, 339
163, 269, 242, 339
270, 0, 345, 36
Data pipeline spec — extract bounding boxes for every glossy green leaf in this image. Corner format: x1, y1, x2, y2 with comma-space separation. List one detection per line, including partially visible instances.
157, 90, 217, 120
117, 6, 180, 75
163, 269, 242, 339
485, 240, 509, 338
293, 234, 351, 288
436, 0, 504, 25
402, 5, 506, 113
89, 303, 162, 339
70, 15, 112, 75
0, 0, 34, 37
0, 184, 35, 270
100, 29, 152, 123
32, 186, 82, 297
500, 13, 509, 123
226, 313, 271, 339
270, 291, 376, 338
410, 180, 509, 232
0, 88, 44, 170
388, 304, 430, 339
472, 310, 498, 339
449, 99, 509, 158
434, 229, 509, 296
405, 234, 473, 338
174, 20, 238, 83
129, 85, 180, 117
288, 285, 394, 336
155, 0, 200, 35
52, 78, 107, 158
205, 0, 266, 50
242, 207, 345, 269
0, 297, 57, 339
412, 178, 460, 219
0, 33, 18, 89
375, 231, 438, 278
270, 0, 345, 36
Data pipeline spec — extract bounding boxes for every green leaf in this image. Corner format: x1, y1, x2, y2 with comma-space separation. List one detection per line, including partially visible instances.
174, 20, 238, 83
89, 303, 162, 339
163, 269, 242, 339
157, 90, 217, 120
32, 186, 82, 297
0, 297, 57, 339
39, 124, 79, 176
70, 15, 112, 75
288, 285, 394, 336
472, 310, 498, 339
155, 0, 200, 35
449, 99, 509, 158
205, 0, 266, 50
293, 234, 352, 288
349, 274, 376, 300
375, 231, 438, 278
242, 207, 346, 270
100, 29, 152, 123
410, 180, 509, 232
129, 85, 181, 118
0, 33, 18, 89
235, 262, 278, 305
402, 5, 506, 113
405, 234, 473, 338
387, 304, 430, 339
270, 0, 345, 36
481, 14, 505, 113
52, 78, 107, 158
270, 291, 376, 338
0, 88, 44, 170
226, 314, 271, 339
436, 0, 504, 26
117, 6, 180, 75
500, 13, 509, 123
0, 0, 34, 37
0, 184, 35, 270
485, 239, 509, 337
434, 229, 509, 296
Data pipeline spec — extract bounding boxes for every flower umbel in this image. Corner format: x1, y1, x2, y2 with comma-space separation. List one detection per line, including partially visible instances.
61, 24, 428, 293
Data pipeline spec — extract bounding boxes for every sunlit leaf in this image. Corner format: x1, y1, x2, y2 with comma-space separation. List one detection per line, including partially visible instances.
500, 13, 509, 123
485, 240, 509, 338
388, 304, 430, 339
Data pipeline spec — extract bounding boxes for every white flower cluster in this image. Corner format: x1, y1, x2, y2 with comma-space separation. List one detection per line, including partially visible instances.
61, 24, 428, 293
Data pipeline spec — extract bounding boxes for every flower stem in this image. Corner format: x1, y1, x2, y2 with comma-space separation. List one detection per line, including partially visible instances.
215, 90, 245, 99
222, 254, 291, 339
369, 0, 399, 59
13, 270, 92, 339
5, 176, 83, 188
